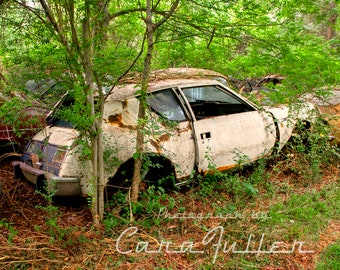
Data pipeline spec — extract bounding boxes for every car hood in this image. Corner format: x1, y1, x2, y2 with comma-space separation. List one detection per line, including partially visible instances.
264, 102, 316, 122
32, 126, 78, 147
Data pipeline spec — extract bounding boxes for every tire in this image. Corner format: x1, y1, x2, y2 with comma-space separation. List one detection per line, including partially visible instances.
286, 120, 312, 153
106, 154, 176, 194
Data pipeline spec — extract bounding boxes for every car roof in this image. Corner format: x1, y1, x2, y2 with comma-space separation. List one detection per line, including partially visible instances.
120, 67, 229, 83
106, 68, 231, 101
107, 78, 227, 101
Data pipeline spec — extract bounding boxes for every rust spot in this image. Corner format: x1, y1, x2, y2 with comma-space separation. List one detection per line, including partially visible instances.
108, 113, 136, 130
122, 100, 128, 109
150, 134, 170, 152
150, 139, 161, 153
159, 134, 170, 142
150, 133, 172, 152
217, 164, 236, 172
202, 164, 236, 175
178, 123, 192, 133
108, 114, 122, 124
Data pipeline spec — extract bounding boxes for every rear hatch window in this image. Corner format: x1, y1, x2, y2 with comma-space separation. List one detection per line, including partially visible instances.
22, 140, 67, 176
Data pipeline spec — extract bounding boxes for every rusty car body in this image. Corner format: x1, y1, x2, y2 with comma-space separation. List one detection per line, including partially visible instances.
0, 105, 48, 148
13, 68, 316, 196
0, 80, 68, 151
304, 89, 340, 144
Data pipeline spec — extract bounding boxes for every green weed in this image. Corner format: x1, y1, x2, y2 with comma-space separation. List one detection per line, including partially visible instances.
263, 184, 340, 240
316, 240, 340, 270
104, 186, 176, 233
0, 218, 18, 243
35, 185, 88, 248
278, 117, 339, 184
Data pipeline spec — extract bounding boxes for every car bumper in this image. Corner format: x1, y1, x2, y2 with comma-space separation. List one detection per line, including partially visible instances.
12, 161, 82, 196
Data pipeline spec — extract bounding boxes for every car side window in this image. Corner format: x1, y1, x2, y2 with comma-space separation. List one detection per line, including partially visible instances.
147, 89, 186, 121
182, 85, 255, 119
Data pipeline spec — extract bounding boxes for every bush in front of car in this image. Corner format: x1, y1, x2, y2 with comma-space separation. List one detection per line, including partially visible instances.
272, 115, 339, 184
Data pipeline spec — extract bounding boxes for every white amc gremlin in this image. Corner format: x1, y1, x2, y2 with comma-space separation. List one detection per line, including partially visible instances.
13, 68, 315, 196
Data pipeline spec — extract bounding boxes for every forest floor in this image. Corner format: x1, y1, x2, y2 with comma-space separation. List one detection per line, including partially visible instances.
0, 157, 339, 270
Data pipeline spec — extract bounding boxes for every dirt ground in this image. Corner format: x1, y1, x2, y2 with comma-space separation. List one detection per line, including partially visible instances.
0, 159, 92, 225
0, 158, 339, 269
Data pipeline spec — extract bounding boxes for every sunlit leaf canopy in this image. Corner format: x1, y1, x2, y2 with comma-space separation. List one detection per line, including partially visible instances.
0, 0, 339, 94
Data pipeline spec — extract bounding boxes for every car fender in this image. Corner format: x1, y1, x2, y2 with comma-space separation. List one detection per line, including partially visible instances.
265, 102, 316, 149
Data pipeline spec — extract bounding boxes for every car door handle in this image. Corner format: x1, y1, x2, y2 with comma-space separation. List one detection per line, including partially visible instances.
200, 132, 211, 139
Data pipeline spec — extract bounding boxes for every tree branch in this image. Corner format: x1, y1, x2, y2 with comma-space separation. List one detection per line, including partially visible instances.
102, 32, 147, 102
38, 0, 72, 54
154, 0, 180, 28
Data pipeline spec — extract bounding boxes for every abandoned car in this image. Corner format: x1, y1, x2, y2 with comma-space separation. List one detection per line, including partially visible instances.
0, 80, 69, 150
0, 105, 47, 149
13, 68, 316, 196
304, 88, 340, 144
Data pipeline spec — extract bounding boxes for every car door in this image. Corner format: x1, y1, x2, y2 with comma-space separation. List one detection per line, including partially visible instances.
147, 88, 196, 178
179, 84, 277, 172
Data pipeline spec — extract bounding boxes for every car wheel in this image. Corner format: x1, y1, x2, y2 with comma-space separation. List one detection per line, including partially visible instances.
106, 155, 176, 195
287, 120, 312, 153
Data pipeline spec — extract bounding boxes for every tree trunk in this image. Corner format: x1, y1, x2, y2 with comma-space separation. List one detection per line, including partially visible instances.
95, 118, 105, 222
82, 2, 104, 224
130, 0, 154, 204
326, 1, 338, 40
130, 0, 179, 205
